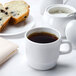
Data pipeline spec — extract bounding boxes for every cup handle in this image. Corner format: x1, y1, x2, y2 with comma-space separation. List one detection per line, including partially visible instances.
64, 0, 69, 4
59, 40, 72, 55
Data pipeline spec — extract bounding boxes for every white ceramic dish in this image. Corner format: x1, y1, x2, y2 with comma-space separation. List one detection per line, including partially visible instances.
65, 20, 76, 49
0, 15, 35, 36
43, 4, 76, 37
25, 27, 72, 70
40, 0, 69, 15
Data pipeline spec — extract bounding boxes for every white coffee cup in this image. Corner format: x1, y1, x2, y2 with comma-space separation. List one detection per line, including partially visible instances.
40, 0, 69, 15
43, 4, 76, 37
25, 27, 72, 70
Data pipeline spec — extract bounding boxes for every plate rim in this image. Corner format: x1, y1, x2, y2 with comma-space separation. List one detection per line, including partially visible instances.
0, 15, 35, 36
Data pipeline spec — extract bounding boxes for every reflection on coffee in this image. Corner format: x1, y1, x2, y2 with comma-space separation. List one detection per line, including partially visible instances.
28, 32, 58, 43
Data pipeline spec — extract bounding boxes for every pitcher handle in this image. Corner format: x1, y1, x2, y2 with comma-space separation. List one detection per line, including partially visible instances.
59, 40, 72, 55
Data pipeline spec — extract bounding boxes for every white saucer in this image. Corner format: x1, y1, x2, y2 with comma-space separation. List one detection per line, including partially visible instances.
0, 15, 35, 36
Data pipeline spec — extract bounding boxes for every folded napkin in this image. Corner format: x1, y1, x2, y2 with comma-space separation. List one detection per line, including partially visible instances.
0, 37, 18, 65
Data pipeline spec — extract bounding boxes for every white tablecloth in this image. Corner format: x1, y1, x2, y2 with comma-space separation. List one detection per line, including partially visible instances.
0, 0, 76, 76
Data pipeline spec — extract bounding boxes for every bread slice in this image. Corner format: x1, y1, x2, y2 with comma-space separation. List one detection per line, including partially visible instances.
4, 0, 30, 25
0, 3, 11, 32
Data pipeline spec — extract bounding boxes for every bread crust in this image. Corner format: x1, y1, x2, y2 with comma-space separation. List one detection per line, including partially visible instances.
4, 1, 30, 25
0, 1, 30, 32
9, 7, 29, 24
0, 17, 11, 32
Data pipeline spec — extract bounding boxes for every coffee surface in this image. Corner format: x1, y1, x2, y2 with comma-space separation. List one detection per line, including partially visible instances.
28, 32, 58, 43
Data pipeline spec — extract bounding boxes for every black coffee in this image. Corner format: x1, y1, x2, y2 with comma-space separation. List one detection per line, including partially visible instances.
28, 32, 58, 43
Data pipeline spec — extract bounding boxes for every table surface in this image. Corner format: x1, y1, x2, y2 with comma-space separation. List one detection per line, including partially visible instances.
0, 0, 76, 76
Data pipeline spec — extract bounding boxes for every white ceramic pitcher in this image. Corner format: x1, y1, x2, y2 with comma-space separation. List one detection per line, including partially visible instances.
40, 0, 69, 15
43, 4, 76, 37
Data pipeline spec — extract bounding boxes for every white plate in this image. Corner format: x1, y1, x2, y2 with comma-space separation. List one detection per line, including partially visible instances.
0, 15, 35, 36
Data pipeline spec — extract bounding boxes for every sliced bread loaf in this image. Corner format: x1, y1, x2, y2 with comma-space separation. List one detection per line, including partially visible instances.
4, 1, 30, 25
0, 3, 11, 32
